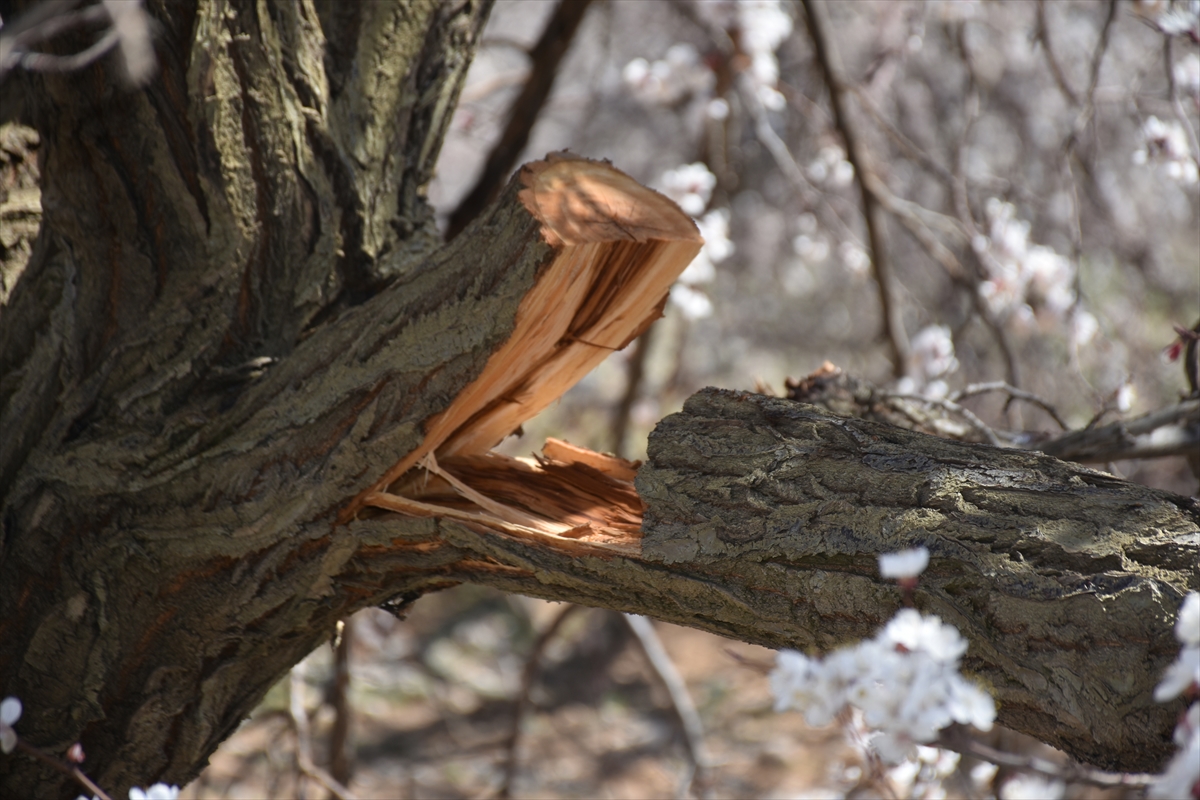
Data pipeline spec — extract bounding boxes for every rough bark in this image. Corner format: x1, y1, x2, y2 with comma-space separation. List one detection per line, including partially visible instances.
0, 1, 1196, 797
0, 0, 502, 795
636, 388, 1198, 773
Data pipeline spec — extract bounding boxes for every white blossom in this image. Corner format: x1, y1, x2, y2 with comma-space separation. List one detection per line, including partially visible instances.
668, 283, 713, 320
1115, 381, 1137, 414
974, 197, 1091, 337
771, 607, 994, 764
999, 774, 1066, 800
838, 241, 870, 277
1135, 116, 1200, 185
669, 207, 732, 320
129, 784, 180, 800
792, 234, 830, 265
1178, 592, 1200, 646
0, 696, 20, 754
1149, 593, 1200, 798
901, 325, 959, 397
1150, 708, 1200, 799
1071, 310, 1099, 347
883, 609, 969, 664
1141, 0, 1200, 39
622, 44, 712, 106
696, 208, 734, 265
1175, 53, 1200, 95
1157, 645, 1200, 702
808, 145, 854, 188
879, 547, 930, 580
706, 97, 730, 121
1156, 592, 1200, 702
658, 163, 716, 217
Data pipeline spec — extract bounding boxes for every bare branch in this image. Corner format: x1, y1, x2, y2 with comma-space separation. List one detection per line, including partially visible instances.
499, 604, 584, 799
290, 665, 359, 800
624, 613, 711, 799
801, 0, 909, 379
447, 0, 594, 240
937, 726, 1155, 790
1040, 399, 1200, 463
951, 382, 1069, 431
1035, 0, 1081, 105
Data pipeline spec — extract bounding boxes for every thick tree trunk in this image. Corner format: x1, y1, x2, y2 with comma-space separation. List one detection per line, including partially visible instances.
0, 1, 1196, 797
0, 0, 502, 795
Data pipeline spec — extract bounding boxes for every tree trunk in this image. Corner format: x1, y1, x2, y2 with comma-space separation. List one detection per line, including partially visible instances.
0, 1, 1195, 797
1, 0, 503, 794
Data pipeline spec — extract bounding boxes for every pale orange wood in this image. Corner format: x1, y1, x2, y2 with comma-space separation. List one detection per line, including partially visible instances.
541, 437, 639, 483
345, 153, 701, 524
518, 151, 703, 246
369, 446, 643, 547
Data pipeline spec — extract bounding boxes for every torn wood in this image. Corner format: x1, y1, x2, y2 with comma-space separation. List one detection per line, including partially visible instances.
345, 152, 701, 522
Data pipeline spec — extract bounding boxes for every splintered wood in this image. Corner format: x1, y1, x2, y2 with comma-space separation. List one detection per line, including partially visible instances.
345, 153, 703, 548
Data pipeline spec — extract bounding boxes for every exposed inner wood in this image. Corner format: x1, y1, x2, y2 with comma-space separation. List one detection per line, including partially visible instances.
374, 445, 643, 551
345, 153, 701, 532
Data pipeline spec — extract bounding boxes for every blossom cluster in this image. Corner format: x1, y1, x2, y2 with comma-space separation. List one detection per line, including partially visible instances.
622, 43, 712, 107
1137, 0, 1200, 40
974, 198, 1079, 329
789, 213, 868, 278
806, 143, 855, 189
1134, 115, 1200, 186
770, 548, 996, 765
1150, 591, 1200, 799
655, 163, 734, 320
971, 197, 1110, 357
685, 0, 794, 110
895, 325, 960, 399
1176, 52, 1200, 98
0, 695, 19, 754
623, 0, 793, 112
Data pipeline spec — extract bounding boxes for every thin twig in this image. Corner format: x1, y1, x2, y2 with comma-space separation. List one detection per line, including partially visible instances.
1064, 0, 1118, 154
950, 382, 1069, 431
849, 85, 956, 187
13, 739, 113, 800
1165, 36, 1200, 171
847, 95, 1039, 387
738, 74, 858, 245
290, 664, 359, 800
801, 0, 909, 379
723, 647, 773, 676
862, 171, 965, 280
1040, 399, 1200, 463
446, 0, 594, 239
937, 727, 1155, 790
623, 613, 712, 800
5, 27, 119, 75
888, 393, 1003, 447
329, 618, 353, 787
498, 603, 583, 799
610, 326, 655, 459
949, 47, 1022, 393
1034, 0, 1080, 105
4, 2, 107, 47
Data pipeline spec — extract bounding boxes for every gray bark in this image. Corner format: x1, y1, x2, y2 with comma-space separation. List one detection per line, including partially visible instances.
0, 0, 501, 795
637, 388, 1198, 773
